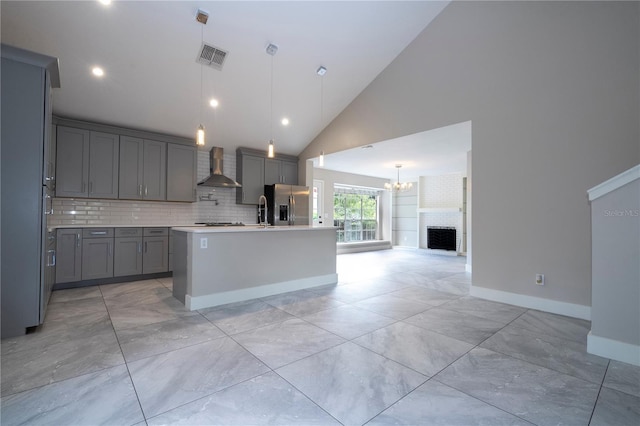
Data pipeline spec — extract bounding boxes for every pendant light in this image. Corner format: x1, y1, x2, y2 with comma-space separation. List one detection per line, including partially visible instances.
266, 43, 278, 158
384, 164, 413, 192
317, 66, 327, 167
195, 9, 208, 147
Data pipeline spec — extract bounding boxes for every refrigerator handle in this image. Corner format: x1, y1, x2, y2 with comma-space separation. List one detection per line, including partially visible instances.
290, 195, 295, 225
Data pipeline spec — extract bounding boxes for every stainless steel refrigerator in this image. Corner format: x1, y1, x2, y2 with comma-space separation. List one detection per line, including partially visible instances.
264, 184, 310, 226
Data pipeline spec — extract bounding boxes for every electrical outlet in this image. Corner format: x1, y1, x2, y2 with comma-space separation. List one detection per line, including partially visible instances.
536, 274, 544, 286
200, 238, 208, 249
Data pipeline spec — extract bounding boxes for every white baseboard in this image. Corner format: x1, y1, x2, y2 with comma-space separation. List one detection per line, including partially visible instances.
470, 285, 591, 320
587, 331, 640, 366
185, 273, 338, 311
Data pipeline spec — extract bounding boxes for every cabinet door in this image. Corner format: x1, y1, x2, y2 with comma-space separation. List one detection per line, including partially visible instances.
143, 236, 168, 273
119, 136, 144, 200
81, 237, 114, 280
238, 154, 265, 204
264, 158, 281, 185
142, 140, 166, 200
114, 237, 143, 277
88, 131, 119, 199
56, 127, 90, 198
281, 160, 298, 185
166, 144, 196, 202
55, 229, 82, 283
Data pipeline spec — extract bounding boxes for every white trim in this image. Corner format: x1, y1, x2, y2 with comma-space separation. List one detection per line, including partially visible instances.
587, 331, 640, 366
417, 207, 462, 213
465, 263, 472, 273
588, 164, 640, 201
470, 285, 591, 320
185, 273, 338, 311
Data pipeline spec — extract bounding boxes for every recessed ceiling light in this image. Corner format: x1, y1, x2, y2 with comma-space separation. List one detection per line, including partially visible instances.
281, 118, 289, 126
209, 98, 219, 108
92, 67, 104, 77
98, 0, 111, 6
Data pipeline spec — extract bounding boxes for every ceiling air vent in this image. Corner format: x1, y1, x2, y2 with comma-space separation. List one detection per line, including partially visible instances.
197, 43, 228, 70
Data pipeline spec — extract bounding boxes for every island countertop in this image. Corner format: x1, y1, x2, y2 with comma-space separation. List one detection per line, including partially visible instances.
172, 226, 338, 310
171, 225, 336, 233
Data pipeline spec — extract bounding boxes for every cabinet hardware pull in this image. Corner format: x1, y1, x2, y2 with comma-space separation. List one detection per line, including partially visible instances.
137, 242, 142, 253
139, 184, 143, 197
76, 233, 81, 248
91, 231, 107, 235
47, 249, 55, 266
144, 186, 148, 196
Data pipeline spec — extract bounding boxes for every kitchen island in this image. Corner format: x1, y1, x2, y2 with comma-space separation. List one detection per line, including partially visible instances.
171, 226, 337, 310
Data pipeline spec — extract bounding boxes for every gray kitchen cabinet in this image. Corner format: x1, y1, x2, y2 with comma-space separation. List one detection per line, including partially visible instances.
89, 132, 119, 198
56, 127, 119, 198
143, 140, 167, 201
114, 228, 143, 277
56, 228, 82, 283
167, 143, 196, 202
119, 136, 144, 199
56, 127, 90, 198
265, 158, 298, 185
119, 137, 166, 201
1, 45, 60, 337
236, 150, 265, 205
81, 228, 114, 280
143, 228, 168, 273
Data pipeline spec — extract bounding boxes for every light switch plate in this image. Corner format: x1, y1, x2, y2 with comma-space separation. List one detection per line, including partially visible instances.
200, 238, 208, 249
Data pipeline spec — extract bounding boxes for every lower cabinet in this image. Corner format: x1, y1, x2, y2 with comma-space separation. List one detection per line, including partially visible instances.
114, 228, 142, 277
143, 228, 169, 274
81, 228, 114, 280
56, 229, 82, 283
55, 226, 169, 284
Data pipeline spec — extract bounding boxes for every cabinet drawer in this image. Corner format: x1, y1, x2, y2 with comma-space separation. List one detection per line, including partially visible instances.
143, 227, 168, 237
115, 227, 142, 238
82, 228, 114, 238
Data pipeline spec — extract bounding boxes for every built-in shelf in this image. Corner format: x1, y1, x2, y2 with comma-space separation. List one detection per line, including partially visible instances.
417, 207, 462, 213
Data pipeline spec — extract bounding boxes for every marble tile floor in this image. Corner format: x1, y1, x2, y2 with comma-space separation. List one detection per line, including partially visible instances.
1, 249, 639, 425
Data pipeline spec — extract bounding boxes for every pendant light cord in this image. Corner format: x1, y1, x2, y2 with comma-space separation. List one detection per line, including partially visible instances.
200, 24, 203, 125
270, 53, 274, 142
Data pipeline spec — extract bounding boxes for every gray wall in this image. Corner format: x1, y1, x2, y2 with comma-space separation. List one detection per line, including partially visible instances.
300, 1, 639, 309
591, 178, 639, 346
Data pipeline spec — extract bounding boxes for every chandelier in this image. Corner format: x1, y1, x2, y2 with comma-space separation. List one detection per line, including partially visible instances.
385, 164, 413, 192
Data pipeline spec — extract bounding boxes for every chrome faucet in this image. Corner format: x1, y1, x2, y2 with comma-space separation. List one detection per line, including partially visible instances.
258, 195, 268, 228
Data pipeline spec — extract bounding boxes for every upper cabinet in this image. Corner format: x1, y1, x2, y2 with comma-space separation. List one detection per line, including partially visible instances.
166, 144, 196, 202
118, 136, 166, 201
54, 118, 197, 202
265, 158, 298, 185
236, 152, 265, 205
236, 147, 298, 205
56, 127, 119, 199
142, 140, 167, 201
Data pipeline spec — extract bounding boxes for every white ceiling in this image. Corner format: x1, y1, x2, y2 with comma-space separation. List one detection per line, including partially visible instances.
313, 120, 471, 182
1, 0, 449, 159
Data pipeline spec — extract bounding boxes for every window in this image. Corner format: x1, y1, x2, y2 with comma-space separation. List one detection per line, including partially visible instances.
333, 186, 379, 242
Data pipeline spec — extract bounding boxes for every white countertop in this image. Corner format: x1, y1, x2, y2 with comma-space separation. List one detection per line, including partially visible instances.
172, 225, 336, 233
49, 224, 258, 229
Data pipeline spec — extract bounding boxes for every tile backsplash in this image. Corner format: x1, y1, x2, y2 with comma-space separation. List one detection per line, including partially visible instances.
48, 151, 258, 226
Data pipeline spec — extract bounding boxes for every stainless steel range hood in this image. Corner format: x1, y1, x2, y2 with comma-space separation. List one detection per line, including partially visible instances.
197, 147, 242, 188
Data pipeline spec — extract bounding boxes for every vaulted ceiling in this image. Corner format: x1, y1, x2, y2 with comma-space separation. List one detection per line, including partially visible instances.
1, 1, 448, 159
